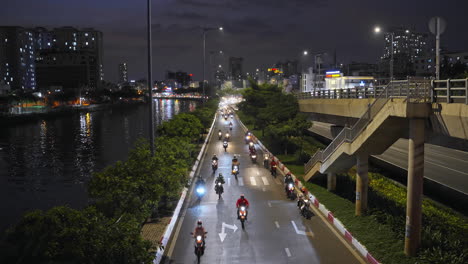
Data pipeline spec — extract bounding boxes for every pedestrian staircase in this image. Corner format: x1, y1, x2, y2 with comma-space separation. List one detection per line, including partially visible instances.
303, 79, 431, 181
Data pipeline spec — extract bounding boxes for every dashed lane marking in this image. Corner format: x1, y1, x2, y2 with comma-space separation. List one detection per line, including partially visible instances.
285, 248, 291, 257
262, 177, 269, 185
238, 178, 244, 186
275, 221, 280, 228
250, 177, 257, 186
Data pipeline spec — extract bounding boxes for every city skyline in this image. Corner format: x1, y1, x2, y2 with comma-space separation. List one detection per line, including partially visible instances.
1, 0, 468, 83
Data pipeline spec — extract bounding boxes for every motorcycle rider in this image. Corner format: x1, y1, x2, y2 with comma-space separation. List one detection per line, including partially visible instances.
270, 158, 277, 175
215, 173, 225, 184
236, 194, 250, 219
218, 129, 222, 139
212, 154, 218, 162
232, 155, 240, 170
195, 175, 205, 186
192, 220, 207, 247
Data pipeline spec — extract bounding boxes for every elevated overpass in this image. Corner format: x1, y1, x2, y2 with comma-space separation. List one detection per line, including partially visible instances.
297, 78, 468, 256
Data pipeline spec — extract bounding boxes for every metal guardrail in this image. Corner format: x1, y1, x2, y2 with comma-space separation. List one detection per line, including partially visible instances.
304, 78, 431, 173
432, 78, 468, 104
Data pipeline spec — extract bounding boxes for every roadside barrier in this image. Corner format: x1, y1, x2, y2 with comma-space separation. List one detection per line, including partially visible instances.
153, 112, 218, 264
236, 114, 380, 264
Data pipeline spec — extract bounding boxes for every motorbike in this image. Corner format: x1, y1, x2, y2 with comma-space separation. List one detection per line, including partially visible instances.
190, 232, 207, 263
218, 131, 222, 140
245, 134, 252, 144
229, 124, 233, 131
224, 115, 228, 121
250, 153, 257, 163
212, 160, 218, 173
195, 183, 206, 201
238, 206, 247, 229
232, 165, 239, 179
225, 132, 230, 141
297, 198, 312, 219
248, 142, 255, 152
270, 164, 277, 177
223, 141, 228, 152
263, 154, 269, 169
286, 183, 296, 200
215, 182, 224, 199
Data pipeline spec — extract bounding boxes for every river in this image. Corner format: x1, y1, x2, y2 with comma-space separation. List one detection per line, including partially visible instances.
0, 99, 198, 232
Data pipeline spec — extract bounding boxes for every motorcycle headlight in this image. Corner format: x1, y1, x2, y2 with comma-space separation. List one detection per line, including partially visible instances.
196, 235, 202, 241
252, 155, 256, 158
196, 187, 205, 195
217, 182, 221, 186
288, 183, 293, 188
240, 206, 246, 211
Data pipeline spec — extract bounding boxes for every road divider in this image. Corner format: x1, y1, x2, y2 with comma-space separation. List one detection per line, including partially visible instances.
236, 113, 380, 264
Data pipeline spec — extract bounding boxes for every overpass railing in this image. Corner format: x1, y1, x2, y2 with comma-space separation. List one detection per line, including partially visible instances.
432, 78, 468, 104
297, 78, 466, 104
304, 79, 431, 173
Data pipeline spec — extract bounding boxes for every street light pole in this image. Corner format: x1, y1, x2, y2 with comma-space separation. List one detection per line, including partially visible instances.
202, 29, 206, 104
147, 0, 154, 156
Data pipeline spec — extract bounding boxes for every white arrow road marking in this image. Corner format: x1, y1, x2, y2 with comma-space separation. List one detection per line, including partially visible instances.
261, 177, 269, 185
275, 221, 280, 228
238, 178, 244, 186
218, 222, 238, 242
291, 221, 314, 237
250, 177, 257, 186
227, 178, 231, 186
285, 248, 291, 257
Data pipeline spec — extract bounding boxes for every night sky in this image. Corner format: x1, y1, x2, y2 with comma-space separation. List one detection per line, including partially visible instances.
2, 0, 467, 82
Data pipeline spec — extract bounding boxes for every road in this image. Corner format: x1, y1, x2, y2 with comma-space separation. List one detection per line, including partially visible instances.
162, 114, 365, 264
309, 122, 468, 195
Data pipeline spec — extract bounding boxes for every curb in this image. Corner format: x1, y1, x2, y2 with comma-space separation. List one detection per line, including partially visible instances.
236, 115, 380, 264
153, 112, 218, 264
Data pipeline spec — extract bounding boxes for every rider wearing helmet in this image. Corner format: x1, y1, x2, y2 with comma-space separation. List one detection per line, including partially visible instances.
215, 173, 225, 184
212, 154, 218, 161
232, 155, 239, 170
236, 194, 250, 219
193, 220, 207, 245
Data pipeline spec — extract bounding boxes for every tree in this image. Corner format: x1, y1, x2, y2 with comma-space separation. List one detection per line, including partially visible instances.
0, 206, 153, 264
157, 113, 203, 141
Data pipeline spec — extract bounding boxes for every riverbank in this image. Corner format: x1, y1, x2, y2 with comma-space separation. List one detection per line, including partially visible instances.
0, 101, 146, 125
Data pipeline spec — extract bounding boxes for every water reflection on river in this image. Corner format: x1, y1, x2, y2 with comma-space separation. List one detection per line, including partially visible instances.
0, 99, 198, 232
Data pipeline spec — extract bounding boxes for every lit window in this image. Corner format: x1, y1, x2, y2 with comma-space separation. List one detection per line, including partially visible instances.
73, 42, 76, 46
65, 42, 68, 45
92, 37, 95, 41
85, 33, 88, 36
47, 42, 50, 46
4, 38, 7, 42
85, 42, 88, 45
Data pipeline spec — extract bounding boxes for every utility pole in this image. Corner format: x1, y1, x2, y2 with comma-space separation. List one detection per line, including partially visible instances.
147, 0, 154, 156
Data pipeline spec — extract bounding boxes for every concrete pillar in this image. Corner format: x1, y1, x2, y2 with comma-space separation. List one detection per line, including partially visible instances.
327, 172, 336, 191
355, 152, 368, 216
405, 118, 425, 256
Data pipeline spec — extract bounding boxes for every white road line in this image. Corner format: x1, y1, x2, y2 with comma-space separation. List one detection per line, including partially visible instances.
262, 177, 269, 185
275, 221, 280, 228
256, 170, 260, 175
238, 178, 244, 186
250, 177, 257, 186
267, 201, 272, 207
285, 248, 291, 257
227, 178, 231, 186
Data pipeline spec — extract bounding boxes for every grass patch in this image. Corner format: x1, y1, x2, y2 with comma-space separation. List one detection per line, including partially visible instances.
141, 217, 172, 250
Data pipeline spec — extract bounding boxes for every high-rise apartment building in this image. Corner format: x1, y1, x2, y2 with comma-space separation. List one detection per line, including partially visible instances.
228, 57, 243, 81
0, 26, 104, 91
118, 63, 128, 83
0, 26, 37, 91
36, 27, 104, 90
380, 27, 429, 77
